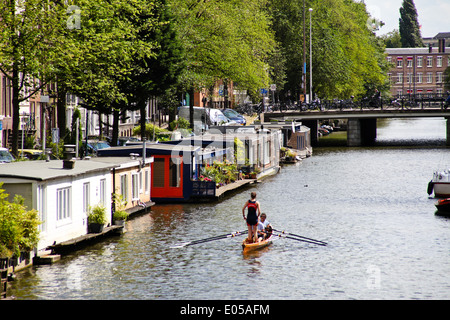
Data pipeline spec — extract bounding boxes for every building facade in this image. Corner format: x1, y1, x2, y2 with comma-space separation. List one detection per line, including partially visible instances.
386, 41, 449, 98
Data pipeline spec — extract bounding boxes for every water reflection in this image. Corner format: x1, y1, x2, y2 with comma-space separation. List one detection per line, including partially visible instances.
7, 118, 450, 300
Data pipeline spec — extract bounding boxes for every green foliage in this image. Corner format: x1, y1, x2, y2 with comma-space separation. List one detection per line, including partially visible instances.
113, 210, 129, 222
132, 123, 171, 141
200, 161, 238, 185
399, 0, 424, 48
270, 0, 389, 99
170, 0, 275, 96
169, 118, 191, 131
381, 29, 403, 48
0, 184, 41, 258
87, 204, 107, 225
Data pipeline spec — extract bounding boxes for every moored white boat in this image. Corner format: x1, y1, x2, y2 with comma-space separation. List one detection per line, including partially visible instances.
428, 169, 450, 198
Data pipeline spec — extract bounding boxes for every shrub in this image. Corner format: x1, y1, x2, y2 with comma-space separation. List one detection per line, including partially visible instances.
0, 184, 40, 258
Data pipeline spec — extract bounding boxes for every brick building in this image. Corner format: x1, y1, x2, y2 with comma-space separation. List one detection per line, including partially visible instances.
385, 39, 449, 97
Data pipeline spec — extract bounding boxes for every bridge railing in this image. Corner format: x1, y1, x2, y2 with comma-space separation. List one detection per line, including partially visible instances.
258, 93, 449, 113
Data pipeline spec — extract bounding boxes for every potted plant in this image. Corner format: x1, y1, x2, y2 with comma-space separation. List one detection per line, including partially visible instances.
87, 204, 107, 233
113, 210, 128, 226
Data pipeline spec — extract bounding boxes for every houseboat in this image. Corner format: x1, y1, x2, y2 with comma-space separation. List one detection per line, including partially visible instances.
98, 142, 231, 202
90, 156, 155, 215
168, 126, 283, 179
0, 159, 117, 253
428, 169, 450, 198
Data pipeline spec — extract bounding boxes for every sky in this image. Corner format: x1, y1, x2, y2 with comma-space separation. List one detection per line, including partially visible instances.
363, 0, 450, 38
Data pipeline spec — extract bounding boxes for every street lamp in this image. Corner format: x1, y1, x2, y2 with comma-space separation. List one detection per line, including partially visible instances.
309, 8, 313, 103
302, 0, 306, 103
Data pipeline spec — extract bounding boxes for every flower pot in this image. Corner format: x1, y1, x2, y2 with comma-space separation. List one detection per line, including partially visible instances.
88, 223, 104, 233
113, 220, 125, 227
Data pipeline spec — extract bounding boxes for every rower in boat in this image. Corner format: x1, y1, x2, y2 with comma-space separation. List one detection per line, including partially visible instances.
242, 192, 261, 243
257, 213, 272, 240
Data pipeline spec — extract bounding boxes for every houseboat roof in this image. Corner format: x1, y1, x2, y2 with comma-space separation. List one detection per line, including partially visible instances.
0, 159, 118, 182
97, 142, 229, 159
89, 156, 154, 169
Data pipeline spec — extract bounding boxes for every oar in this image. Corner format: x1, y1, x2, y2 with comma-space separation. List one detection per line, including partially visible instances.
273, 229, 327, 246
171, 230, 248, 248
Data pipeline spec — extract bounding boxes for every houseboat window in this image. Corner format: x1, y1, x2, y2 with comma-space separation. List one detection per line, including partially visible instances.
153, 158, 165, 188
120, 174, 128, 202
83, 183, 90, 214
57, 187, 71, 221
139, 171, 143, 194
132, 173, 139, 201
37, 184, 46, 232
145, 169, 150, 194
169, 157, 181, 188
99, 179, 106, 205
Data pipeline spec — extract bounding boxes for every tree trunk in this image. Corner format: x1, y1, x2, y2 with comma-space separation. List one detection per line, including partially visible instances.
56, 81, 67, 142
111, 109, 119, 147
139, 101, 146, 142
11, 64, 20, 157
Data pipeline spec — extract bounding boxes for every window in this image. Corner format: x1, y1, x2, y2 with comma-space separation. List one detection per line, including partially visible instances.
417, 56, 423, 67
427, 56, 433, 67
99, 179, 106, 205
83, 183, 90, 214
132, 173, 139, 200
396, 57, 403, 68
417, 72, 423, 83
57, 187, 71, 221
139, 171, 143, 194
153, 158, 165, 188
427, 72, 433, 83
437, 56, 442, 67
169, 158, 181, 188
407, 73, 413, 83
120, 174, 128, 202
145, 169, 150, 194
407, 57, 413, 68
436, 72, 443, 83
396, 73, 403, 84
38, 185, 46, 232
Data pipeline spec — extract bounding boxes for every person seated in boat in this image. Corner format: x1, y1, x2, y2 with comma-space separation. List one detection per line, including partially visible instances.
257, 213, 272, 240
242, 192, 261, 243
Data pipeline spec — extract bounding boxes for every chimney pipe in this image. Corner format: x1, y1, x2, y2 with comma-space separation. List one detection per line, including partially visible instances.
438, 39, 445, 53
63, 144, 76, 169
428, 43, 433, 53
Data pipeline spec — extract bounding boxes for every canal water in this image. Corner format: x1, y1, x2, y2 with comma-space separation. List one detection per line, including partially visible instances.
8, 117, 450, 300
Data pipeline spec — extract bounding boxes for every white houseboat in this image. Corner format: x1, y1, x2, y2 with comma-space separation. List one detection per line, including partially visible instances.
0, 159, 117, 252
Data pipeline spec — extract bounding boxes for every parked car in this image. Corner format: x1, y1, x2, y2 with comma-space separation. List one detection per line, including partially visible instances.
17, 149, 43, 160
81, 140, 110, 156
221, 108, 246, 125
178, 106, 236, 132
0, 148, 15, 163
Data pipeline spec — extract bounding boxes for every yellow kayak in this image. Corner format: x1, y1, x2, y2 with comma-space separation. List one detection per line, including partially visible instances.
242, 235, 273, 252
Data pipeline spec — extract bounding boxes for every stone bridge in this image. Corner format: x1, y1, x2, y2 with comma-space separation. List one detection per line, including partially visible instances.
262, 108, 450, 146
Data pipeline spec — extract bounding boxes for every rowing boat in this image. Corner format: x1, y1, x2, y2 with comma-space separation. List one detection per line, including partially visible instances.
242, 235, 273, 252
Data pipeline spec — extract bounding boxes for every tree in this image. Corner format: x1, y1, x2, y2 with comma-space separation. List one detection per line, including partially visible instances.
0, 0, 64, 156
170, 0, 275, 100
399, 0, 424, 48
381, 29, 402, 48
270, 0, 389, 100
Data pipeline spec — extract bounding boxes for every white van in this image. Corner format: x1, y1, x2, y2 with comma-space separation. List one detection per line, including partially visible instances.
178, 106, 235, 132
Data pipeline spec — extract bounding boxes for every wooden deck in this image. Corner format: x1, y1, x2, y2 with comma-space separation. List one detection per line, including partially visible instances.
48, 225, 124, 254
215, 179, 256, 198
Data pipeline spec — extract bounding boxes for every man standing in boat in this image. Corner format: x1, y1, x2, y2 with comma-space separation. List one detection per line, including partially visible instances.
242, 192, 261, 243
